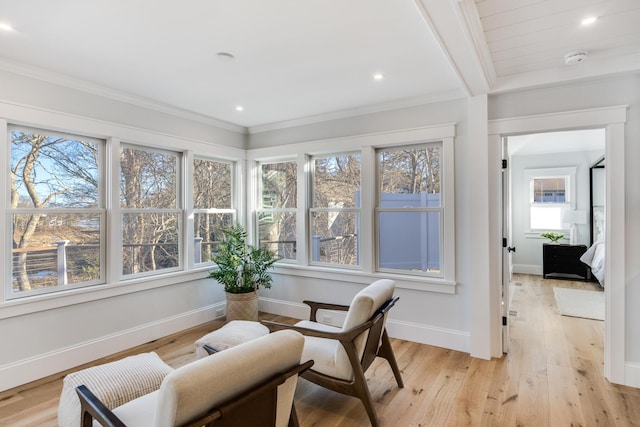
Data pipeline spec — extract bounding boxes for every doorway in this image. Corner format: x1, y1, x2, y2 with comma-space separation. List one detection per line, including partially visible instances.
489, 105, 627, 385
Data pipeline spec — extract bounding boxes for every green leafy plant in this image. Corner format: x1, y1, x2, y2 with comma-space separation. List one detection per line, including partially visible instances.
208, 223, 279, 294
540, 232, 565, 242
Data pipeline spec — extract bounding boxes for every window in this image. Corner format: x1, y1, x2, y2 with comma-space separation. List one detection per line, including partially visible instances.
526, 167, 575, 231
310, 153, 360, 266
8, 126, 104, 298
377, 143, 442, 276
257, 160, 297, 260
192, 158, 235, 264
120, 145, 181, 277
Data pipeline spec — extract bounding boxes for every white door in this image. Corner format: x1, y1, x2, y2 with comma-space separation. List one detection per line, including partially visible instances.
501, 137, 514, 353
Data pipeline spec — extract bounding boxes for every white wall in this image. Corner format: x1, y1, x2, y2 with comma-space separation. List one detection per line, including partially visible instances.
510, 150, 604, 275
489, 73, 640, 378
0, 71, 245, 391
250, 98, 475, 352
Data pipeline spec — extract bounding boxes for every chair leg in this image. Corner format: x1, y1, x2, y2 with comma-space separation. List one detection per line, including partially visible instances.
352, 365, 380, 427
378, 330, 404, 388
288, 403, 299, 427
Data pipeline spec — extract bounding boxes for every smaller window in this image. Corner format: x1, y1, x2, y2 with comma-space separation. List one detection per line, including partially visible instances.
257, 161, 297, 260
526, 168, 575, 231
192, 158, 236, 264
310, 153, 361, 267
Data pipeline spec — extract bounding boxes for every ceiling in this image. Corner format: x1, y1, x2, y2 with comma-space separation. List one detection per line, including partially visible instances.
508, 128, 605, 156
0, 0, 638, 131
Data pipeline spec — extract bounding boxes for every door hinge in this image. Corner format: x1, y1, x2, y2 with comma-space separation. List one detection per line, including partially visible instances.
502, 316, 507, 326
502, 237, 507, 248
502, 159, 507, 169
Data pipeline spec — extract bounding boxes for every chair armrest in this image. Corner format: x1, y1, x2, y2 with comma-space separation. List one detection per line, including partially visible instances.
75, 385, 126, 427
261, 319, 371, 342
302, 300, 350, 322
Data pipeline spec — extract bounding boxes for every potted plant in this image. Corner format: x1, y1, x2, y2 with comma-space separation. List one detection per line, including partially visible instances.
208, 223, 279, 321
540, 231, 565, 243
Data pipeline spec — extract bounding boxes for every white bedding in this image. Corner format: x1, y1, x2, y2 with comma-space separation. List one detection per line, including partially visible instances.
580, 240, 605, 286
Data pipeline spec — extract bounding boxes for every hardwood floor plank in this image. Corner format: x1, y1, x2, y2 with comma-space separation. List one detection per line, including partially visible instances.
1, 274, 638, 426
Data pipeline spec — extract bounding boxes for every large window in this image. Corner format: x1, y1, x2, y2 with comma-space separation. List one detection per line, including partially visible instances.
8, 126, 104, 298
257, 160, 297, 260
310, 153, 360, 266
526, 167, 575, 231
120, 145, 181, 277
377, 143, 442, 276
193, 158, 235, 264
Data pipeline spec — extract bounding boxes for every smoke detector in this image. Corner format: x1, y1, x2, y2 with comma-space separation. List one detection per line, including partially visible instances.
564, 51, 588, 65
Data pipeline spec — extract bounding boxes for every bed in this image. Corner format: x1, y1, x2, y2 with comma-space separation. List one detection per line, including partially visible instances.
580, 157, 605, 286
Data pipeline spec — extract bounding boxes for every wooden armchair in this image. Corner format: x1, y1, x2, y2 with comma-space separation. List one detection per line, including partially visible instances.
74, 330, 312, 427
262, 279, 403, 427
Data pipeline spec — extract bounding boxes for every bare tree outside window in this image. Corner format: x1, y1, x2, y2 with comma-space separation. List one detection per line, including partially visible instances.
10, 127, 103, 295
120, 146, 180, 276
377, 144, 442, 275
258, 161, 297, 260
311, 153, 361, 266
193, 158, 235, 263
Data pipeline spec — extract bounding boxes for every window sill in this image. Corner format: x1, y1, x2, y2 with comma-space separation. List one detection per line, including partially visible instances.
0, 269, 211, 320
272, 264, 457, 294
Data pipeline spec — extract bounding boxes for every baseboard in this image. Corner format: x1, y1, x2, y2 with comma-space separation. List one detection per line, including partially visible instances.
625, 362, 640, 388
259, 297, 470, 354
512, 264, 542, 275
0, 302, 226, 393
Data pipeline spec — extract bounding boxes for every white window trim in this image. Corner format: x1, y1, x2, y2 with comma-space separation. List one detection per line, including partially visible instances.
247, 124, 457, 293
524, 166, 576, 233
0, 101, 245, 318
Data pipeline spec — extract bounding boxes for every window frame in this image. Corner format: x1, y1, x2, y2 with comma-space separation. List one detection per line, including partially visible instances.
119, 143, 183, 280
191, 156, 237, 267
375, 142, 444, 278
6, 124, 106, 299
525, 167, 576, 233
309, 151, 361, 268
247, 124, 456, 294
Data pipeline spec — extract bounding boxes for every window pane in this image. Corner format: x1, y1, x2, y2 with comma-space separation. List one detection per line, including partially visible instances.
378, 211, 440, 273
379, 145, 441, 203
531, 205, 564, 230
11, 128, 99, 208
122, 212, 180, 275
194, 212, 234, 263
314, 154, 360, 208
311, 211, 359, 265
533, 178, 566, 203
193, 159, 232, 209
261, 161, 297, 209
11, 213, 101, 292
258, 211, 296, 260
120, 147, 177, 209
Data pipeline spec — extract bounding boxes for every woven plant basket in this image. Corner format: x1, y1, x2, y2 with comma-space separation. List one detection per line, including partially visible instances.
225, 290, 259, 321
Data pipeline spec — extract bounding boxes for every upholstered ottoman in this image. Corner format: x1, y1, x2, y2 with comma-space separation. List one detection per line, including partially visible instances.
58, 352, 173, 427
194, 320, 270, 358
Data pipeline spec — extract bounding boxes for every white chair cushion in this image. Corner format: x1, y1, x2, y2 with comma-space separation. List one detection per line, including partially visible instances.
104, 390, 159, 427
155, 329, 305, 427
58, 352, 173, 427
296, 321, 352, 380
194, 320, 270, 358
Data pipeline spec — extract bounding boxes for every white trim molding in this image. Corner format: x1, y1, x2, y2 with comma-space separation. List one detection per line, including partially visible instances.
489, 105, 628, 386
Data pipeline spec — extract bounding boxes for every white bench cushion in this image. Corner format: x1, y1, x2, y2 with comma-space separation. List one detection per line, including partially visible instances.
194, 320, 269, 358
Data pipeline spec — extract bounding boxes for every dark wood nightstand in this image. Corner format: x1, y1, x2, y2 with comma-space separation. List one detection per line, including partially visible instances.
543, 243, 591, 281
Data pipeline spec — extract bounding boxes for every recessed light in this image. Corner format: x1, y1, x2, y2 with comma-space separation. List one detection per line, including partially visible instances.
235, 105, 244, 112
0, 23, 14, 32
373, 73, 384, 81
581, 16, 598, 26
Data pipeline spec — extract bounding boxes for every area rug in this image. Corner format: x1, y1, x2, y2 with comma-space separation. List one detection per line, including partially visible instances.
553, 287, 604, 321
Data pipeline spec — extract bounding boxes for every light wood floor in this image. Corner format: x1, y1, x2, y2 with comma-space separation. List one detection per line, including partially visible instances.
1, 274, 639, 426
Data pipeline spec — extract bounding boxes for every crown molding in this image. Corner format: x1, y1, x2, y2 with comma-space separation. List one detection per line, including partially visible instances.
0, 58, 247, 134
248, 90, 465, 135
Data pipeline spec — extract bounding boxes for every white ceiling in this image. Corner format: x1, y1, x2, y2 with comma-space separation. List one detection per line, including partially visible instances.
0, 0, 638, 130
508, 128, 605, 157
